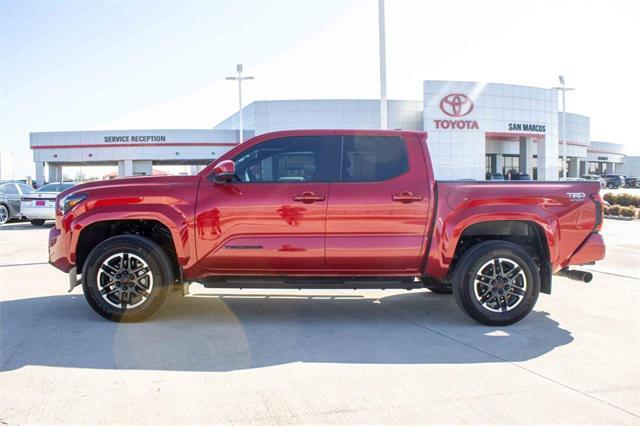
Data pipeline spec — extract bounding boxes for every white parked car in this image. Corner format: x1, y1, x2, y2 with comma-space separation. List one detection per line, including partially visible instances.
20, 182, 75, 225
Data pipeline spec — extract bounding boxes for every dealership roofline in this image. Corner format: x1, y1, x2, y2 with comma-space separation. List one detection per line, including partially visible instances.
29, 128, 240, 136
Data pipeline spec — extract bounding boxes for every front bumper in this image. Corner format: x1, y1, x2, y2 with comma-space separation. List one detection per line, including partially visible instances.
567, 233, 606, 266
49, 226, 74, 272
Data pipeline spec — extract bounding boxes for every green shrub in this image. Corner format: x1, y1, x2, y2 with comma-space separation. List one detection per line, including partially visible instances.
617, 194, 640, 208
619, 206, 637, 218
605, 205, 620, 216
603, 193, 640, 208
604, 204, 638, 218
603, 193, 615, 205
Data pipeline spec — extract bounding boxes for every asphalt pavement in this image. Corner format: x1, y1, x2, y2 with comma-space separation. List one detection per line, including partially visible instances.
1, 219, 639, 424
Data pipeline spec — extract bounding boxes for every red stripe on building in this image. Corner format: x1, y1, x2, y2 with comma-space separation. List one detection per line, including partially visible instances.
484, 132, 589, 147
30, 142, 239, 150
485, 132, 546, 140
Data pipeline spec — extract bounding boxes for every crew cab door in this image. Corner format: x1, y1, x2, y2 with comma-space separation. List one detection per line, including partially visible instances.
326, 134, 429, 272
194, 135, 339, 274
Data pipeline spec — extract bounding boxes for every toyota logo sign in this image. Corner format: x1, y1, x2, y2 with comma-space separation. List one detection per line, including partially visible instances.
434, 93, 479, 130
440, 93, 474, 117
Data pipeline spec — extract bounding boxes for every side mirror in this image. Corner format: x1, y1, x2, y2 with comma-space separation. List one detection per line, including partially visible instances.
211, 160, 236, 183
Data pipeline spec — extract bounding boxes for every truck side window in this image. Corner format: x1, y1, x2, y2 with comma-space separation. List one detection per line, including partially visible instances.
232, 136, 337, 183
340, 136, 408, 181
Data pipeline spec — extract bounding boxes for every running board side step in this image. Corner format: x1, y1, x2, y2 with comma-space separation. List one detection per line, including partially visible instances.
196, 276, 422, 290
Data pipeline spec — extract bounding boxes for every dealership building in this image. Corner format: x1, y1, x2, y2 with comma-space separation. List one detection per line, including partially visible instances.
30, 80, 635, 185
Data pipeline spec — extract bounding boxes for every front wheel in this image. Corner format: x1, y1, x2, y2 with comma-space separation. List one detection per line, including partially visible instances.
82, 235, 174, 322
30, 219, 46, 226
452, 241, 540, 326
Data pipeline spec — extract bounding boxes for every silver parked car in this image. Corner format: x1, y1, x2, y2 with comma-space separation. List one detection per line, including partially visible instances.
20, 182, 75, 226
0, 181, 34, 225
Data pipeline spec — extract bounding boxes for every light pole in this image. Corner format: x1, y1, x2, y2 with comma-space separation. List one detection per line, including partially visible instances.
226, 64, 254, 143
553, 75, 574, 178
378, 0, 387, 129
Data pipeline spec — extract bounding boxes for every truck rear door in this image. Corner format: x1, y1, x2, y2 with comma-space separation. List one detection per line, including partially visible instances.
325, 134, 429, 272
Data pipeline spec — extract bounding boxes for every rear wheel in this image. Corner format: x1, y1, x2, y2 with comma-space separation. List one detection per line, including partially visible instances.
452, 241, 540, 326
30, 219, 46, 226
82, 235, 174, 322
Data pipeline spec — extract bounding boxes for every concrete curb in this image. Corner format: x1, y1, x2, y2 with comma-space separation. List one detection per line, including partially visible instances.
604, 215, 635, 221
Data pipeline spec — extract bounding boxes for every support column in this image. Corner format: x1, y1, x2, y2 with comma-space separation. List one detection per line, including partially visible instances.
118, 160, 134, 177
518, 137, 529, 177
568, 158, 579, 177
527, 139, 535, 176
537, 136, 559, 181
48, 164, 62, 182
36, 162, 45, 187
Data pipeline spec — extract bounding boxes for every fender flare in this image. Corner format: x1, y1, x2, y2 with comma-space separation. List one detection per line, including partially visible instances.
68, 204, 192, 267
425, 205, 558, 279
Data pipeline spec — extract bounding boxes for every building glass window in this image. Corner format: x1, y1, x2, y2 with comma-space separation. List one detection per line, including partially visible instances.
588, 162, 607, 175
502, 155, 519, 177
558, 157, 571, 178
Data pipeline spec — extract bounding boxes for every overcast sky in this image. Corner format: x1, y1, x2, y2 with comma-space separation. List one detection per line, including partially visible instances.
1, 0, 639, 179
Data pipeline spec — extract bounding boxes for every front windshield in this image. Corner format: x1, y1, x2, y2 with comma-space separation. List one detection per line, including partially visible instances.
37, 183, 74, 192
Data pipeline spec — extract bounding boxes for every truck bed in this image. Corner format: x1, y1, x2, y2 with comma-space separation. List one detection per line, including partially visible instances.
426, 180, 602, 278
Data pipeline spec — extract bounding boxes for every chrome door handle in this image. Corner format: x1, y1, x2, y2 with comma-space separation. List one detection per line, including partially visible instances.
392, 191, 423, 203
293, 192, 326, 203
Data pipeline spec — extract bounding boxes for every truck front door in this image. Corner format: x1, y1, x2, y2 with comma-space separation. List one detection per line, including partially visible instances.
194, 135, 339, 275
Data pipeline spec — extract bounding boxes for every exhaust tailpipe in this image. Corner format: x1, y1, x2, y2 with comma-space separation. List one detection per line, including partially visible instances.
557, 268, 593, 283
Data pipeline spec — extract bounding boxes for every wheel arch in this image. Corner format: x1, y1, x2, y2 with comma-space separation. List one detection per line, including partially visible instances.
74, 219, 182, 283
452, 220, 552, 294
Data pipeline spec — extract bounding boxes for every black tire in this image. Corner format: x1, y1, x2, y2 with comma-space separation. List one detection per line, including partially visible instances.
30, 219, 46, 226
422, 277, 453, 294
452, 241, 540, 326
0, 204, 9, 225
82, 235, 174, 322
607, 183, 615, 189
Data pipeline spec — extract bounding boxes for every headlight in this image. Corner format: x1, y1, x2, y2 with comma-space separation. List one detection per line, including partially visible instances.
60, 193, 87, 214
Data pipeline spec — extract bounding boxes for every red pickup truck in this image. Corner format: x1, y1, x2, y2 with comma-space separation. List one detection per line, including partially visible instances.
49, 130, 605, 325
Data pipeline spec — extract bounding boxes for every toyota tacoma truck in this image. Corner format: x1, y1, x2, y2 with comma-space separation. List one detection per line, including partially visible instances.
49, 130, 606, 325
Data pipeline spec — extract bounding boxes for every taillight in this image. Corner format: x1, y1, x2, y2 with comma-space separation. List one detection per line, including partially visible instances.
591, 193, 603, 233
